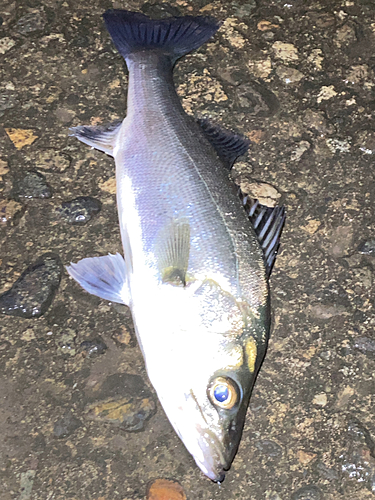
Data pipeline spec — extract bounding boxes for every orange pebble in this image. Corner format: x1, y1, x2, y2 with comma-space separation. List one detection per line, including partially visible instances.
147, 479, 186, 500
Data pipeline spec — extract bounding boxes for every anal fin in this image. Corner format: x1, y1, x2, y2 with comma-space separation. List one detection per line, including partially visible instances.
240, 193, 286, 278
198, 118, 250, 169
66, 252, 130, 305
70, 120, 123, 156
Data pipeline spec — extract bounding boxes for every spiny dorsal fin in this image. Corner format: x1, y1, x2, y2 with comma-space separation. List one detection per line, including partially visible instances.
155, 219, 190, 286
198, 118, 250, 169
239, 192, 286, 278
70, 120, 123, 156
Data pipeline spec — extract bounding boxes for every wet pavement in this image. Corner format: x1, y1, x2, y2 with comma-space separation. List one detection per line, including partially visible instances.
0, 0, 375, 499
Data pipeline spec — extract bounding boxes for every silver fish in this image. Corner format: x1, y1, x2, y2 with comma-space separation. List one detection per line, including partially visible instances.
67, 10, 285, 482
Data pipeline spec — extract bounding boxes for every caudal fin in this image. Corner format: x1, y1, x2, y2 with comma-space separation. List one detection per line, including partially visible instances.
103, 10, 221, 63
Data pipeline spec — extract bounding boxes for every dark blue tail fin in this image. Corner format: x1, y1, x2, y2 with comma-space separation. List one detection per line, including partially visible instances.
103, 10, 221, 63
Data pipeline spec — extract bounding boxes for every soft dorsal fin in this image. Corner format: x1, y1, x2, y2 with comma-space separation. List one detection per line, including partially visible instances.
69, 120, 123, 156
240, 193, 286, 277
154, 219, 191, 286
198, 118, 250, 169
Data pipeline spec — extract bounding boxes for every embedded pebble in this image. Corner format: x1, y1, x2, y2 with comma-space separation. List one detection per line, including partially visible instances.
291, 485, 322, 500
0, 253, 62, 318
358, 239, 375, 255
0, 37, 15, 55
33, 150, 70, 173
276, 65, 304, 84
56, 196, 101, 224
0, 199, 23, 225
255, 439, 283, 458
272, 41, 299, 62
85, 372, 156, 431
341, 418, 375, 493
85, 395, 155, 431
80, 338, 107, 357
5, 128, 38, 149
16, 10, 46, 34
352, 337, 375, 357
56, 329, 77, 356
12, 171, 52, 199
147, 479, 186, 500
0, 91, 16, 115
53, 412, 82, 438
239, 180, 281, 207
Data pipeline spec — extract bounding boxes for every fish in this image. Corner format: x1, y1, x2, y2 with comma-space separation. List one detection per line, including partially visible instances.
66, 9, 285, 482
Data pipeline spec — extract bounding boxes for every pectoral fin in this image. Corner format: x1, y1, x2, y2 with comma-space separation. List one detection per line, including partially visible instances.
70, 120, 123, 156
155, 220, 190, 286
66, 252, 130, 305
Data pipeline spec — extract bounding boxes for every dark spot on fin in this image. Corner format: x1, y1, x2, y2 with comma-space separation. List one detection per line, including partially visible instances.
155, 219, 190, 286
197, 118, 250, 169
103, 10, 221, 64
239, 192, 285, 278
69, 120, 123, 156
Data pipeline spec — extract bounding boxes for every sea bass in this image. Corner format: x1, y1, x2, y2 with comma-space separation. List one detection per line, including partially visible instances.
67, 10, 285, 482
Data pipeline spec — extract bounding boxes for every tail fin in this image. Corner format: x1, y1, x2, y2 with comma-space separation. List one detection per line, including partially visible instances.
103, 10, 221, 63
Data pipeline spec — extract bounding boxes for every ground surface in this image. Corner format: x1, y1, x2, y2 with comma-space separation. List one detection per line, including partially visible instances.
0, 0, 375, 499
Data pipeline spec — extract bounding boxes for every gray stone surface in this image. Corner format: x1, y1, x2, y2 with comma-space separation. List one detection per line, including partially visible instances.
0, 1, 374, 499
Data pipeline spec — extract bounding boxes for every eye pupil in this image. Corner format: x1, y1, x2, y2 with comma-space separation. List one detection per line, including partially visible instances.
214, 385, 229, 403
208, 376, 239, 409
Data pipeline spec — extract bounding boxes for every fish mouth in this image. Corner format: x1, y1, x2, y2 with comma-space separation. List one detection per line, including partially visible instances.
192, 428, 231, 483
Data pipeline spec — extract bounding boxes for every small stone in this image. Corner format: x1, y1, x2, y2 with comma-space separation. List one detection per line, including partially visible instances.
56, 196, 101, 224
56, 329, 77, 357
147, 479, 186, 500
80, 338, 107, 357
85, 373, 156, 431
0, 253, 62, 318
16, 10, 46, 34
316, 85, 337, 103
33, 150, 70, 173
239, 181, 281, 207
325, 138, 351, 153
0, 37, 15, 55
257, 20, 279, 31
248, 57, 272, 79
272, 41, 299, 62
301, 219, 321, 235
85, 395, 156, 431
0, 159, 9, 177
303, 109, 334, 135
0, 91, 16, 115
113, 325, 132, 346
352, 337, 375, 357
297, 450, 317, 465
255, 439, 283, 458
291, 485, 322, 500
358, 239, 375, 255
5, 128, 38, 149
0, 199, 23, 225
312, 393, 327, 406
99, 177, 116, 194
291, 141, 310, 161
308, 303, 348, 319
53, 412, 82, 438
12, 171, 52, 199
276, 65, 304, 84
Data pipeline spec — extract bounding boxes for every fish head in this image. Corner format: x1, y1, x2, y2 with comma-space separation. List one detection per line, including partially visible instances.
143, 278, 269, 482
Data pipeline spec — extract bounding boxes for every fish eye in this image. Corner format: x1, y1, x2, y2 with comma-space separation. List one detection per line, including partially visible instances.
208, 377, 239, 410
